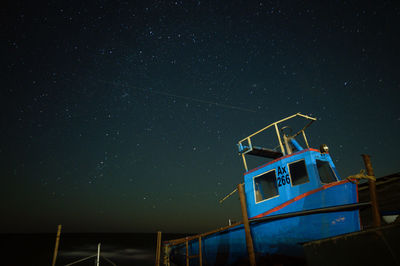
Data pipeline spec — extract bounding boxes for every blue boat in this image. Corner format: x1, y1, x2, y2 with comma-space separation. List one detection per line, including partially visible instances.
164, 113, 361, 265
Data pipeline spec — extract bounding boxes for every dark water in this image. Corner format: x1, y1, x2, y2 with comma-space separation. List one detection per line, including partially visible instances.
0, 233, 185, 266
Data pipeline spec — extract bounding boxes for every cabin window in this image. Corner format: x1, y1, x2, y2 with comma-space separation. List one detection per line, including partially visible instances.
316, 160, 337, 183
289, 160, 309, 186
254, 170, 278, 202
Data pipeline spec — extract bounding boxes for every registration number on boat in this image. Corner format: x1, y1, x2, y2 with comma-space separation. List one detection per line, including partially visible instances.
277, 166, 290, 187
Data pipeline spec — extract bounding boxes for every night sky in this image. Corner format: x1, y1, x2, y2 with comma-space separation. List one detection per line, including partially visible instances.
2, 1, 399, 234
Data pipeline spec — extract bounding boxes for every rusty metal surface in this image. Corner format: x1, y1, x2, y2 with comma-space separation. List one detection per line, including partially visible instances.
303, 223, 400, 266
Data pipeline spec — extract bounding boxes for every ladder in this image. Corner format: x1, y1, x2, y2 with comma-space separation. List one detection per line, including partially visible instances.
185, 236, 203, 266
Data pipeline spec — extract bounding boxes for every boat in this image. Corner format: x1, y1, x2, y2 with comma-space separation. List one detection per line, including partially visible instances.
163, 113, 364, 265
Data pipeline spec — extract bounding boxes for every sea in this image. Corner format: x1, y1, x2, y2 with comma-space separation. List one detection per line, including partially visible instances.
0, 233, 185, 266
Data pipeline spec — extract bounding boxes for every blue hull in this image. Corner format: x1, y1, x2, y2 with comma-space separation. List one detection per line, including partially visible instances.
169, 181, 360, 265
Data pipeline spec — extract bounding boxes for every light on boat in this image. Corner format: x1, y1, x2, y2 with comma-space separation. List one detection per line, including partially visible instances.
320, 144, 329, 153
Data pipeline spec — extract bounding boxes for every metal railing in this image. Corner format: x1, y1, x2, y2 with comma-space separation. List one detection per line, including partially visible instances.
238, 113, 316, 171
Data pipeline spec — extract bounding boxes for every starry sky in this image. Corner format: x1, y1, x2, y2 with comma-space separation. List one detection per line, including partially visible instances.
2, 0, 399, 233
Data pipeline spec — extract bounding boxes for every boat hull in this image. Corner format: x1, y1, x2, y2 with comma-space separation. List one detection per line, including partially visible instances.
169, 181, 360, 265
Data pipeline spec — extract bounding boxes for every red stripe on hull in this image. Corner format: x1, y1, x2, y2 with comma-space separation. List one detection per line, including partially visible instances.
250, 179, 350, 219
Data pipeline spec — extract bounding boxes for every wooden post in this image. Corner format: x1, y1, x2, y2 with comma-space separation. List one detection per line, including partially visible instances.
238, 183, 256, 266
155, 231, 162, 266
362, 154, 381, 227
163, 244, 170, 266
198, 236, 202, 266
51, 224, 62, 266
185, 238, 189, 266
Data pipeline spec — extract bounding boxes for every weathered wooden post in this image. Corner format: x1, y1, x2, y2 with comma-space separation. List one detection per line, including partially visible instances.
51, 224, 62, 266
238, 183, 256, 266
198, 236, 203, 266
163, 244, 170, 266
362, 154, 381, 227
155, 231, 162, 266
185, 238, 189, 266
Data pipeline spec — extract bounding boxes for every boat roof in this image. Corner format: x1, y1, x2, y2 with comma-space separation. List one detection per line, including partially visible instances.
238, 113, 317, 171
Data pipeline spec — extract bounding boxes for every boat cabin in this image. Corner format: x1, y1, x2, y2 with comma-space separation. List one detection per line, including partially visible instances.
238, 113, 354, 219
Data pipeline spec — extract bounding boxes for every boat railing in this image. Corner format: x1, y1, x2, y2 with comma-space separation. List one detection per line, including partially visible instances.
162, 198, 374, 266
163, 201, 372, 247
238, 113, 316, 171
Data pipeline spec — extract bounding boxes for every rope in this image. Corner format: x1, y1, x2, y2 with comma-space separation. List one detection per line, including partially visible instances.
219, 187, 239, 204
346, 169, 376, 184
101, 255, 117, 266
64, 255, 97, 266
